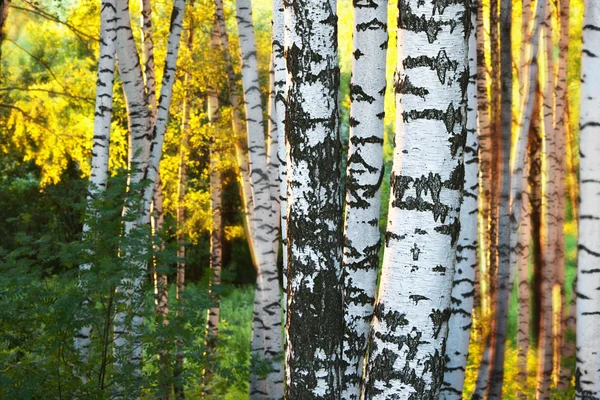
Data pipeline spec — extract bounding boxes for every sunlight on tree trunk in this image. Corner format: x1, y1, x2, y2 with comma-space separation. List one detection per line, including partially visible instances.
362, 1, 468, 398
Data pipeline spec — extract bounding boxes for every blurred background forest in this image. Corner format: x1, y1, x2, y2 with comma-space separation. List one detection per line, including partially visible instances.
0, 0, 585, 398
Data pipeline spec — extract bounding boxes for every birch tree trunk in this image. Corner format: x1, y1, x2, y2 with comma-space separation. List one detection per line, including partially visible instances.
552, 0, 569, 385
151, 176, 171, 400
341, 0, 387, 397
576, 1, 600, 398
113, 0, 186, 394
140, 0, 157, 120
173, 5, 194, 398
514, 5, 543, 395
212, 0, 259, 270
284, 0, 343, 397
75, 0, 117, 370
530, 101, 544, 344
361, 1, 468, 398
476, 0, 492, 324
113, 1, 153, 392
440, 2, 477, 398
537, 4, 555, 398
516, 135, 532, 397
234, 0, 284, 396
487, 0, 513, 397
474, 0, 501, 390
203, 47, 223, 393
266, 58, 280, 261
272, 0, 287, 315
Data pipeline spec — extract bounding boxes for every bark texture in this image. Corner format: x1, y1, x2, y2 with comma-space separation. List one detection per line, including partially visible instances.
440, 2, 477, 397
284, 0, 343, 397
361, 1, 468, 398
341, 0, 387, 397
576, 1, 600, 398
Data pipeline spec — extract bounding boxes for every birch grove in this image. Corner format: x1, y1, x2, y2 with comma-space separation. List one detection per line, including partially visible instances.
1, 0, 596, 397
362, 1, 468, 397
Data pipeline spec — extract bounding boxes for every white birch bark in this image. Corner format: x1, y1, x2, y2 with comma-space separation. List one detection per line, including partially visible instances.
440, 2, 477, 397
75, 0, 117, 368
576, 1, 600, 398
341, 0, 387, 397
361, 1, 468, 398
284, 0, 343, 397
140, 0, 157, 120
272, 0, 287, 315
234, 0, 284, 397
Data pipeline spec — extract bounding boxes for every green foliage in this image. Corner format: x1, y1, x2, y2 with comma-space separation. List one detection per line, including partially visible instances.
0, 171, 254, 398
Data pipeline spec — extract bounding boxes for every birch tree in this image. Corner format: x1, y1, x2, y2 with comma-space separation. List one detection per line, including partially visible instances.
341, 0, 387, 397
537, 4, 555, 397
74, 0, 117, 368
284, 0, 343, 397
233, 0, 284, 396
204, 25, 223, 390
272, 0, 287, 313
514, 0, 544, 391
475, 0, 492, 323
487, 0, 513, 396
576, 1, 600, 397
552, 0, 569, 384
441, 2, 477, 397
361, 1, 468, 397
112, 0, 186, 391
